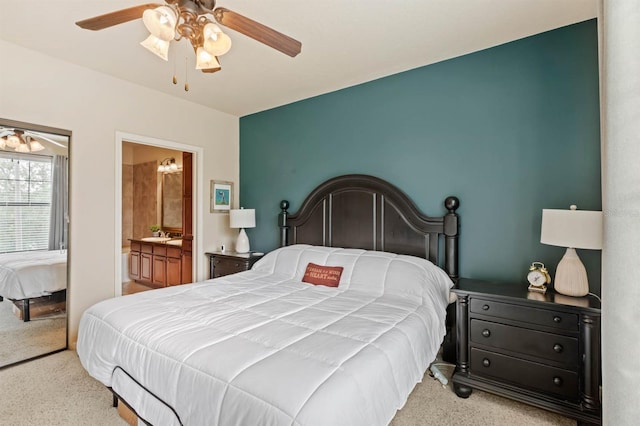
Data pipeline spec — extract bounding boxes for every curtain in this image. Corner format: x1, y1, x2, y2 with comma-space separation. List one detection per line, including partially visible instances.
48, 155, 68, 251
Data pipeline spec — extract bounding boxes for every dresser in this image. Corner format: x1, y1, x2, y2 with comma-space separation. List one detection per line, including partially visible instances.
451, 278, 601, 425
205, 251, 264, 278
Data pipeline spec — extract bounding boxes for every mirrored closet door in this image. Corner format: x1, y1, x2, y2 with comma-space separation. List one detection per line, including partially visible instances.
0, 118, 69, 368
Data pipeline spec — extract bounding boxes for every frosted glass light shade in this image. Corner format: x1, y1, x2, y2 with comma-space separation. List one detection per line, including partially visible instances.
230, 208, 256, 229
142, 6, 177, 41
195, 47, 220, 70
15, 142, 30, 153
29, 140, 45, 152
202, 23, 232, 56
141, 35, 170, 61
6, 134, 20, 148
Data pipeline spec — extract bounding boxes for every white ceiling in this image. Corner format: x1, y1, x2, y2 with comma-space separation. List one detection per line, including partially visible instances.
0, 1, 597, 117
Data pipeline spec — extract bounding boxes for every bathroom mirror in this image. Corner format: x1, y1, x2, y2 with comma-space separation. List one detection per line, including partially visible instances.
0, 117, 69, 368
162, 171, 183, 232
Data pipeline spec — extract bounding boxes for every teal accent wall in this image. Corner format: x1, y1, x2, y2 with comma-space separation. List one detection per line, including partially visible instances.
240, 20, 602, 294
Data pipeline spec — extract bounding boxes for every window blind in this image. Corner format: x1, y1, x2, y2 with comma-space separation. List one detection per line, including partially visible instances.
0, 152, 53, 253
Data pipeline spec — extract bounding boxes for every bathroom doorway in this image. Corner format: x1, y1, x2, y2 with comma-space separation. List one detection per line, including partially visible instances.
114, 132, 203, 298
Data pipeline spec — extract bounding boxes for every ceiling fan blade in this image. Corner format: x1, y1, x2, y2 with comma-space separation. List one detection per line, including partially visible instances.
24, 131, 67, 148
76, 3, 162, 31
213, 8, 301, 58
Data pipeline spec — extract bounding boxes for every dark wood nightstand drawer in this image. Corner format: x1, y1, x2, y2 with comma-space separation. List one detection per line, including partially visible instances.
470, 319, 578, 368
213, 258, 247, 277
470, 298, 578, 332
470, 348, 579, 401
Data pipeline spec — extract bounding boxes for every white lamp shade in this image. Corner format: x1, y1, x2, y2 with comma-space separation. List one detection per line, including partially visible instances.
142, 6, 177, 41
541, 206, 603, 250
230, 208, 255, 229
141, 35, 170, 61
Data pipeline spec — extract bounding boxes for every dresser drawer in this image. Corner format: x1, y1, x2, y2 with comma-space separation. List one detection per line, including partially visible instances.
470, 348, 579, 401
470, 298, 578, 332
470, 319, 578, 368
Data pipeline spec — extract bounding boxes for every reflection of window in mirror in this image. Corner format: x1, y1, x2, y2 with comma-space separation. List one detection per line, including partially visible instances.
162, 171, 183, 232
0, 117, 70, 368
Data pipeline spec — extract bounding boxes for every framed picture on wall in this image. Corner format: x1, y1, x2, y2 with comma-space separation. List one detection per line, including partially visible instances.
210, 180, 233, 213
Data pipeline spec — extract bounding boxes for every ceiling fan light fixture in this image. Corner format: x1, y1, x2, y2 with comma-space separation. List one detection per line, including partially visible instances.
202, 23, 232, 56
141, 35, 170, 61
142, 6, 177, 41
195, 47, 220, 70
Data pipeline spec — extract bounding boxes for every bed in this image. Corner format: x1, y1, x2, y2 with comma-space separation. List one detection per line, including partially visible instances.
77, 174, 460, 426
0, 250, 67, 322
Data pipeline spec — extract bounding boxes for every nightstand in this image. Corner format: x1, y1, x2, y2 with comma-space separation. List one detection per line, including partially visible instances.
451, 278, 601, 425
205, 251, 264, 279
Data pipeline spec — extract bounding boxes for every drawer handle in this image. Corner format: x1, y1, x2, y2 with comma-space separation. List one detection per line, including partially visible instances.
553, 344, 563, 353
482, 304, 490, 311
234, 263, 240, 267
553, 376, 563, 386
482, 329, 491, 338
482, 358, 491, 367
553, 316, 562, 323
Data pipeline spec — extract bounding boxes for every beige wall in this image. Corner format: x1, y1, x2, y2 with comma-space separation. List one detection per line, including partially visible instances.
0, 40, 239, 344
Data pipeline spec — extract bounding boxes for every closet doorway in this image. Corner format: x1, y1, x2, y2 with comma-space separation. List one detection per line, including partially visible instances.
114, 132, 203, 297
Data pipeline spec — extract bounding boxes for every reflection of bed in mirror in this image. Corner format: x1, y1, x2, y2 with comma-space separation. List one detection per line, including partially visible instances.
0, 250, 67, 322
0, 117, 70, 369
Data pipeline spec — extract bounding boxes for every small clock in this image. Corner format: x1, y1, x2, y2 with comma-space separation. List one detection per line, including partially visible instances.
527, 261, 551, 294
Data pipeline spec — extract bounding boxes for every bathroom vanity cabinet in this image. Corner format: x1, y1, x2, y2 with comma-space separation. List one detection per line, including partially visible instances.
129, 240, 187, 287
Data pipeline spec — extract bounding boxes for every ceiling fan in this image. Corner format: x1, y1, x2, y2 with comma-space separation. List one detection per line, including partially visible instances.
0, 128, 67, 153
75, 0, 302, 74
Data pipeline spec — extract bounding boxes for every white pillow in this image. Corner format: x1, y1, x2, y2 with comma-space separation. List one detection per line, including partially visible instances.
252, 245, 453, 302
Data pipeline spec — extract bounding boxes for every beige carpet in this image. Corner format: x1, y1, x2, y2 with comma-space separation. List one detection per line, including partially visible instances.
0, 351, 576, 425
0, 298, 66, 367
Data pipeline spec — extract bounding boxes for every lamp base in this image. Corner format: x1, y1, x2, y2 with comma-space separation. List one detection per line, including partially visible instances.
235, 228, 250, 253
553, 248, 589, 297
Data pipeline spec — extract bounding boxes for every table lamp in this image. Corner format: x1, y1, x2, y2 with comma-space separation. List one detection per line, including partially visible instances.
540, 205, 602, 297
230, 207, 256, 253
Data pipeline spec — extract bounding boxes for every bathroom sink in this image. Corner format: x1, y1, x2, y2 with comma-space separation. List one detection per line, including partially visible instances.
141, 237, 171, 242
166, 239, 182, 246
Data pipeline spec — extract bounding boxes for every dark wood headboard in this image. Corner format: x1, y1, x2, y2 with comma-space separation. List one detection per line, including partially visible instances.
278, 174, 460, 279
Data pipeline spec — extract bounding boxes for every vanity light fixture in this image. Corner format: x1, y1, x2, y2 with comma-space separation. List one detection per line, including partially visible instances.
158, 157, 180, 173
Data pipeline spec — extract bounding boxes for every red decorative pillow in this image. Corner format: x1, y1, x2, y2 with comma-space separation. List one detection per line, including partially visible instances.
302, 263, 343, 287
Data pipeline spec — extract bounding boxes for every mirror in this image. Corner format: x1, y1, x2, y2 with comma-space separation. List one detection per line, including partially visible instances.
0, 118, 69, 368
162, 171, 183, 232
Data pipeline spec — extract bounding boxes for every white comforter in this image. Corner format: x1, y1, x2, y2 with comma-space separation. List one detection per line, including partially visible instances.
78, 245, 453, 426
0, 250, 67, 299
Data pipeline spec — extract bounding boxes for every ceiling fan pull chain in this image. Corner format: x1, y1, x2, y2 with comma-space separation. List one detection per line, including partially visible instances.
184, 57, 189, 92
172, 52, 178, 85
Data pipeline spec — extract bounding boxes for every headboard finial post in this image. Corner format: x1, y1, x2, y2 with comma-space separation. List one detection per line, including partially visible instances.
279, 200, 290, 247
443, 196, 460, 279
